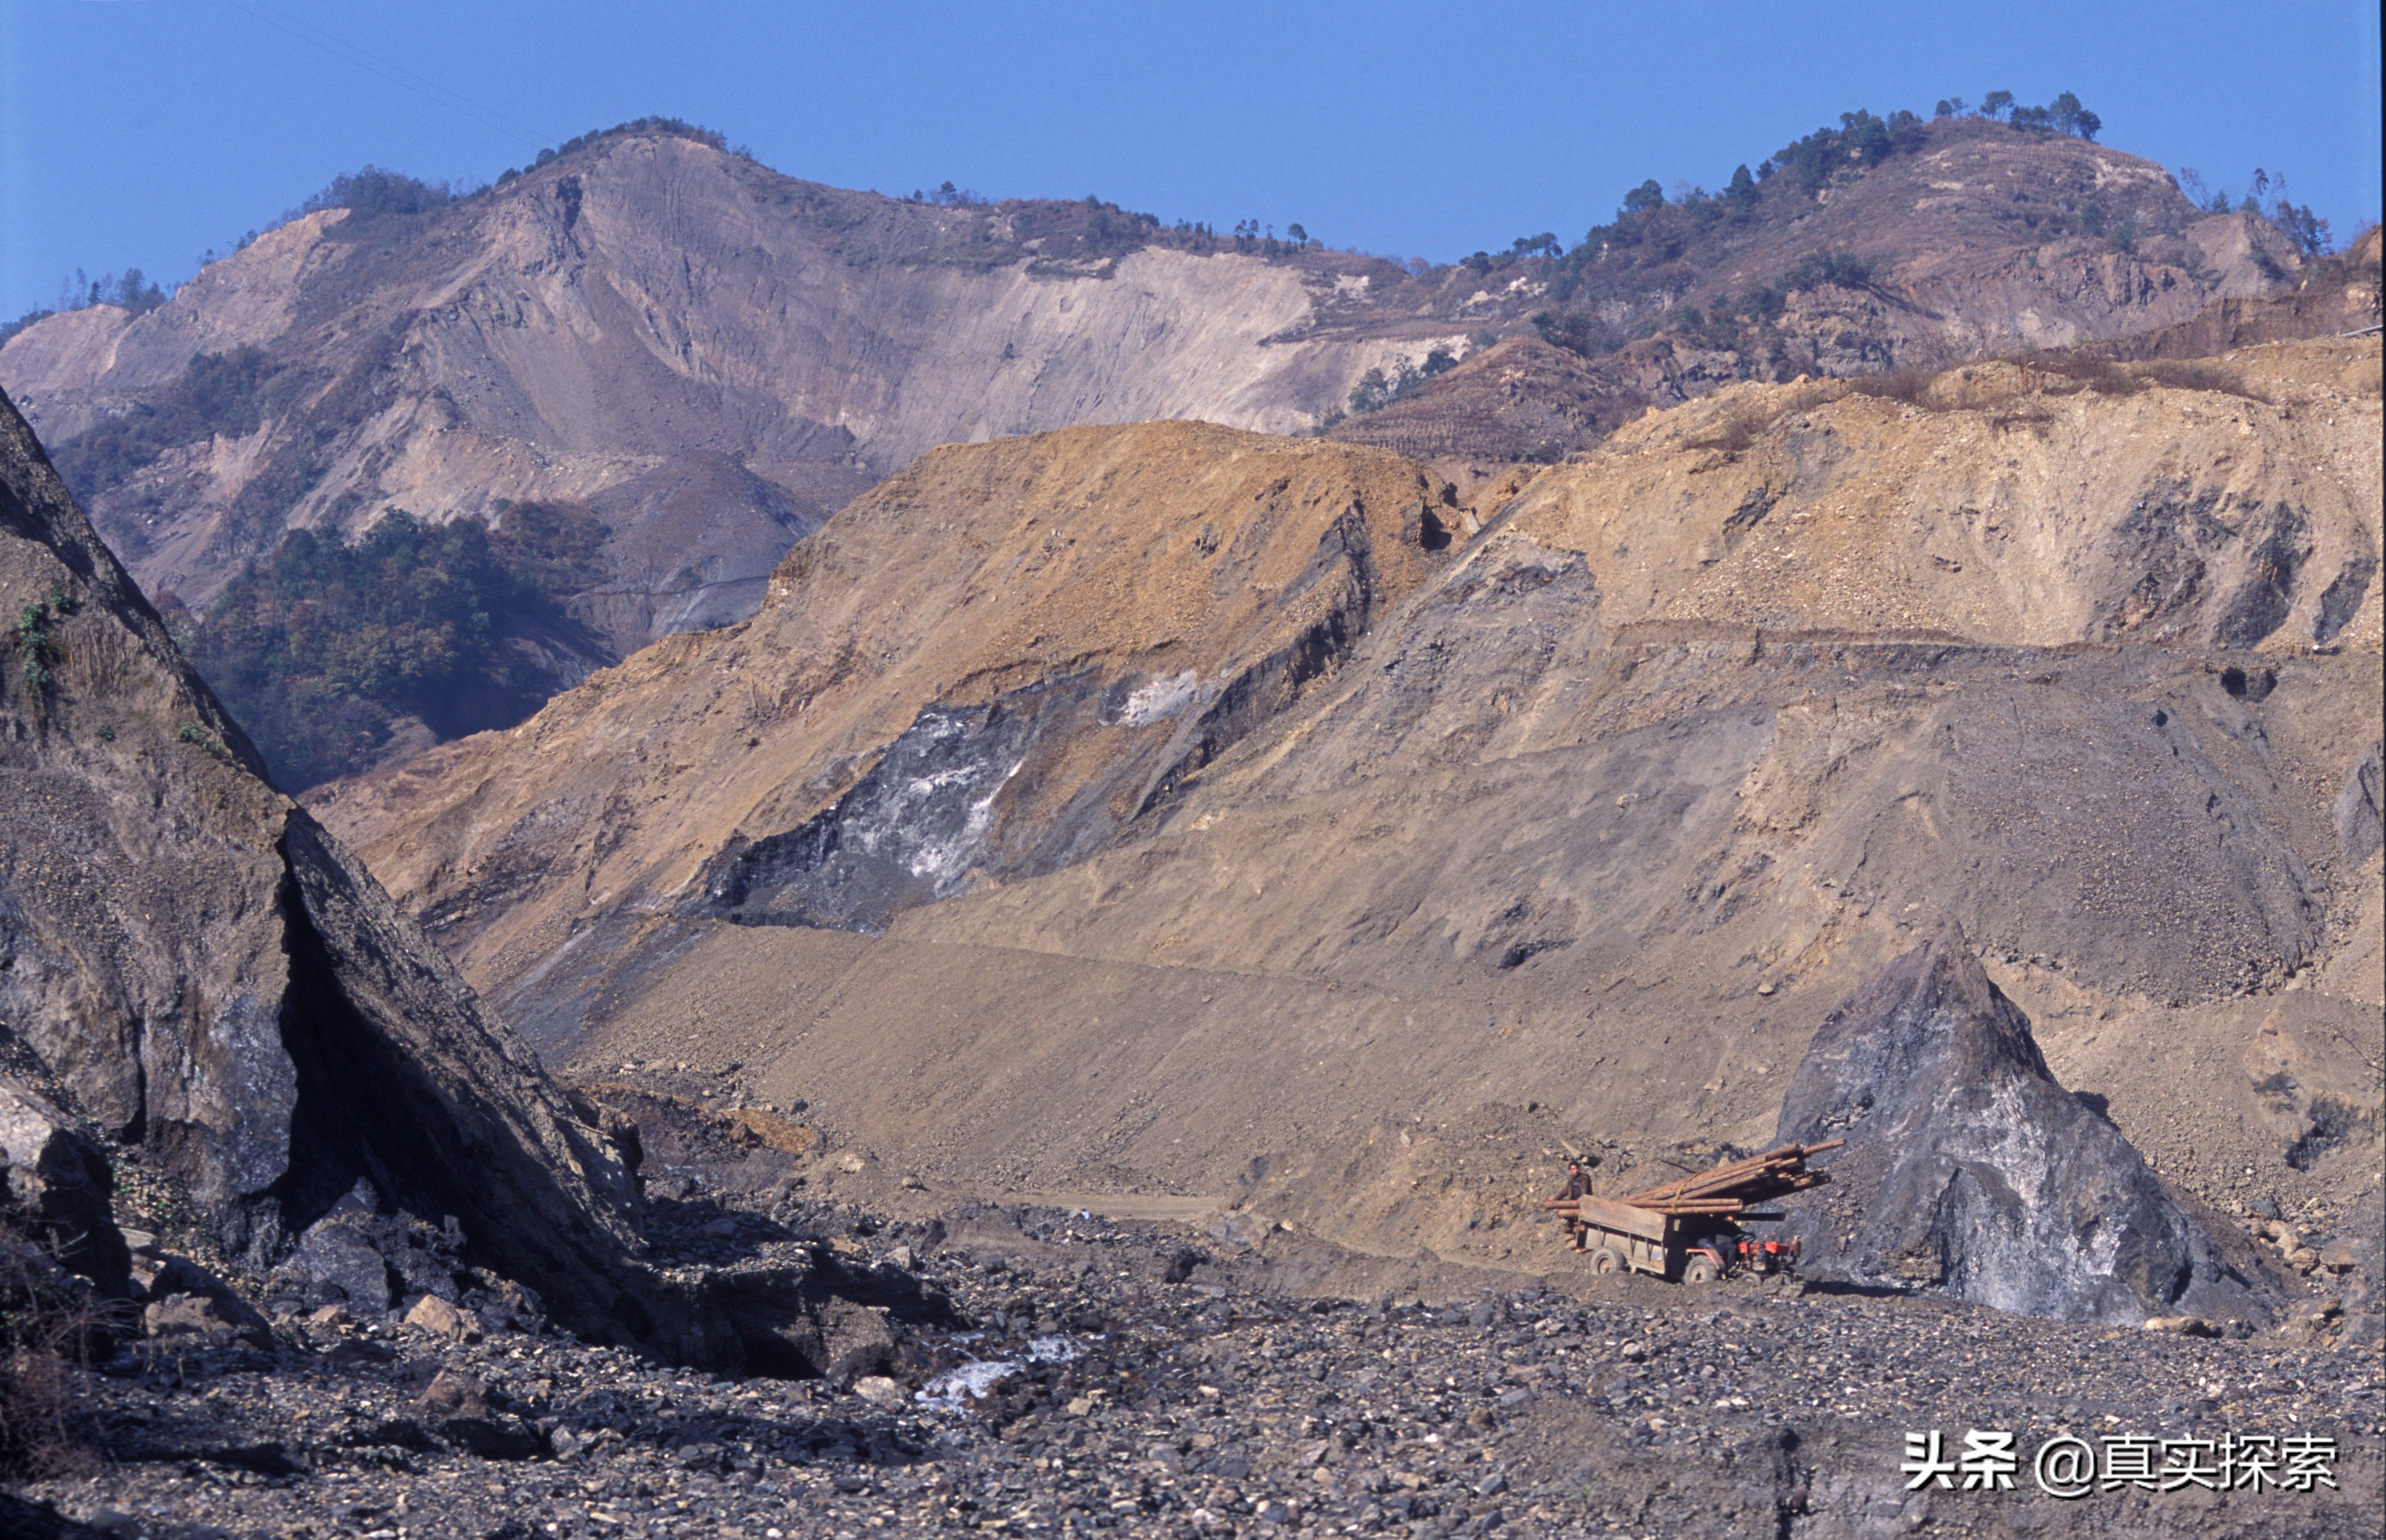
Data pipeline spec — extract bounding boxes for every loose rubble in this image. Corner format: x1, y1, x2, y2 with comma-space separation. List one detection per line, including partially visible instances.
11, 1191, 2380, 1539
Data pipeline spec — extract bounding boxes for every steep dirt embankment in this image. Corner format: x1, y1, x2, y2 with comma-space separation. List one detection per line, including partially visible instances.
320, 341, 2384, 1271
310, 422, 1458, 1027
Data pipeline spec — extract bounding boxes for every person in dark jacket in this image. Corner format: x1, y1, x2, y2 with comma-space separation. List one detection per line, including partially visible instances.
1555, 1160, 1590, 1250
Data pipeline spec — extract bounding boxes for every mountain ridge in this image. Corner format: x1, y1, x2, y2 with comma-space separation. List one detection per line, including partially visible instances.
3, 117, 2362, 791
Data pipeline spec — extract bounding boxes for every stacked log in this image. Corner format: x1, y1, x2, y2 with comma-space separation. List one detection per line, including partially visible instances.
1612, 1140, 1842, 1214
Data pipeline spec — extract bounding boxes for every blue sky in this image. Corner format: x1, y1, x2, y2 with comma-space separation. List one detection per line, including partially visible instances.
3, 0, 2380, 320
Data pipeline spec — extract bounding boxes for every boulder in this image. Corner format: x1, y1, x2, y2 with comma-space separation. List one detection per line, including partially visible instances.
1775, 921, 2282, 1325
128, 1253, 272, 1347
403, 1294, 485, 1342
644, 1246, 961, 1381
0, 1075, 131, 1297
277, 1216, 397, 1313
142, 1288, 272, 1349
853, 1375, 907, 1409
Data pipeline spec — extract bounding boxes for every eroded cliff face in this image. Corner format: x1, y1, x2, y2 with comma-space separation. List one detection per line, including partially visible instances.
0, 136, 1436, 645
313, 340, 2383, 1273
0, 384, 652, 1337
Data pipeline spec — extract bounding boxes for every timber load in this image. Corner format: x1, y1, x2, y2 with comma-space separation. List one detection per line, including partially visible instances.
1610, 1139, 1842, 1214
1537, 1139, 1844, 1222
1536, 1140, 1843, 1282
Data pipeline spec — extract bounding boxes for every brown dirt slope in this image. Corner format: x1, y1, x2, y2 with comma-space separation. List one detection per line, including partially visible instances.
316, 340, 2383, 1280
0, 122, 2307, 644
310, 422, 1459, 1016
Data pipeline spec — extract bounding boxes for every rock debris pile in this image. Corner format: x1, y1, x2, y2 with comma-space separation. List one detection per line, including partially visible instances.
11, 1195, 2380, 1539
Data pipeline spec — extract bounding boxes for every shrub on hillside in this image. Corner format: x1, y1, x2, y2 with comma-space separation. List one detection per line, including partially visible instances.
1345, 347, 1459, 416
1531, 309, 1620, 358
495, 116, 729, 185
298, 165, 456, 222
1973, 89, 2100, 140
2, 268, 171, 348
49, 348, 289, 499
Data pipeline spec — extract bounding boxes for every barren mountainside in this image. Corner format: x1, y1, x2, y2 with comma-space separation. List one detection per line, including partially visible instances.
5, 117, 2360, 791
6, 103, 2383, 1540
0, 136, 1425, 630
313, 337, 2384, 1277
4, 122, 2314, 591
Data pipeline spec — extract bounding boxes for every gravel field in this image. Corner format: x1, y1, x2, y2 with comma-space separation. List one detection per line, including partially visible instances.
12, 1197, 2380, 1540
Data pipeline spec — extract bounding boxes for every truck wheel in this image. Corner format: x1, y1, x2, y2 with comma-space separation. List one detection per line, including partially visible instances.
1591, 1246, 1625, 1276
1682, 1254, 1718, 1285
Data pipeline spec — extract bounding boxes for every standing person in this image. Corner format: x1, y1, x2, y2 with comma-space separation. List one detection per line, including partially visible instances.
1555, 1160, 1590, 1251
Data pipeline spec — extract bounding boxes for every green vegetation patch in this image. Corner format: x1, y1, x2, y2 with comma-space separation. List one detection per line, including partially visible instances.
12, 585, 75, 693
174, 502, 608, 791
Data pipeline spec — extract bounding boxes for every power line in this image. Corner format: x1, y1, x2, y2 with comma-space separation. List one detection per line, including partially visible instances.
222, 1, 554, 157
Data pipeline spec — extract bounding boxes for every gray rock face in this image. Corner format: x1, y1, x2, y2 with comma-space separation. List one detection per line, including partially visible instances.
2337, 738, 2384, 867
1775, 921, 2281, 1325
0, 385, 649, 1336
0, 1074, 131, 1297
1, 384, 963, 1372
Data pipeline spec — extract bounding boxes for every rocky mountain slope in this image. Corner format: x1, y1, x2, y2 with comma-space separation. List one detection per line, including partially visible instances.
0, 384, 956, 1376
1329, 212, 2376, 474
2, 118, 2347, 789
313, 337, 2384, 1291
0, 131, 1430, 635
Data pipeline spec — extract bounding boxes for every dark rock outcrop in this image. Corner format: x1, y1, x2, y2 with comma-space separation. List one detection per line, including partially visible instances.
0, 1076, 131, 1298
1, 384, 964, 1373
0, 385, 654, 1336
648, 1249, 962, 1383
1775, 921, 2282, 1325
2337, 738, 2384, 867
